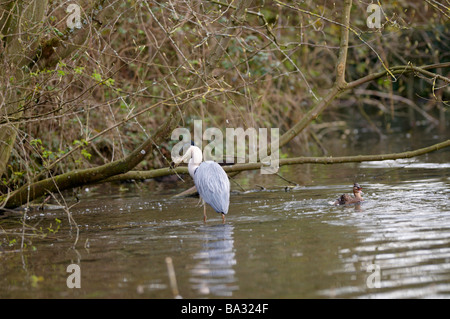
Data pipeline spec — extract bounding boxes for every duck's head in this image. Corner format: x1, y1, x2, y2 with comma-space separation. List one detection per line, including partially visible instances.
353, 183, 363, 194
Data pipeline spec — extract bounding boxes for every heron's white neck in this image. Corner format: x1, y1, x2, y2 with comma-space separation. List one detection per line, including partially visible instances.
188, 145, 203, 178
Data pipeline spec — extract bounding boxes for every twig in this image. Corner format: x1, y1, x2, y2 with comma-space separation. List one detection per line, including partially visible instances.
165, 257, 182, 299
275, 173, 298, 186
230, 178, 246, 191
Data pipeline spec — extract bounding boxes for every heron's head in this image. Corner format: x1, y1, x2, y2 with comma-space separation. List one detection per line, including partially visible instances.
171, 142, 197, 167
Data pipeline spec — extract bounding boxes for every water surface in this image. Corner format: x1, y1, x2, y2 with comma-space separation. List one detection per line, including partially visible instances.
1, 131, 449, 298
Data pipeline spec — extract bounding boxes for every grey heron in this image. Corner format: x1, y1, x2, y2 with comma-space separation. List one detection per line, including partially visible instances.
173, 143, 230, 223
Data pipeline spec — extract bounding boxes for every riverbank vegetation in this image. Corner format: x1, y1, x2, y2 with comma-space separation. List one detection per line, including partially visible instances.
1, 0, 449, 211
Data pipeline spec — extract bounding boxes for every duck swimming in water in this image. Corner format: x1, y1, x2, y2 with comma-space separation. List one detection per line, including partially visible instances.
334, 183, 363, 205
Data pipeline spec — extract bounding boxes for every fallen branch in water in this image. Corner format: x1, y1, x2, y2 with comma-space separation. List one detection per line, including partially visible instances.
100, 139, 450, 186
277, 139, 450, 166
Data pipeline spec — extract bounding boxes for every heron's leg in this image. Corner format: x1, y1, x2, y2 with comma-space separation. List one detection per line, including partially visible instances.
203, 203, 207, 223
221, 213, 225, 224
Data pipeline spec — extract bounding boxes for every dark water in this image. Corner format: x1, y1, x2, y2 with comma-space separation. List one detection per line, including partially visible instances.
1, 131, 449, 298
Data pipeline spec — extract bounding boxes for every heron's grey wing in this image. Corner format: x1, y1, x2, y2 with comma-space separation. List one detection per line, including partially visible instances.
194, 161, 230, 214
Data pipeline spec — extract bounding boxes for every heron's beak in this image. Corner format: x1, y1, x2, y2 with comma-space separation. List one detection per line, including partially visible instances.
171, 148, 191, 168
171, 158, 181, 169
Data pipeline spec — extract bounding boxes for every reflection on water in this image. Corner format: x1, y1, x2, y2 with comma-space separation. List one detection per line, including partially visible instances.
190, 224, 237, 297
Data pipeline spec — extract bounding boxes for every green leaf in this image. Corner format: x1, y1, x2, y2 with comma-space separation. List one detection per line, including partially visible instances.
91, 72, 103, 82
81, 149, 92, 160
105, 78, 115, 87
30, 139, 42, 147
74, 66, 85, 74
